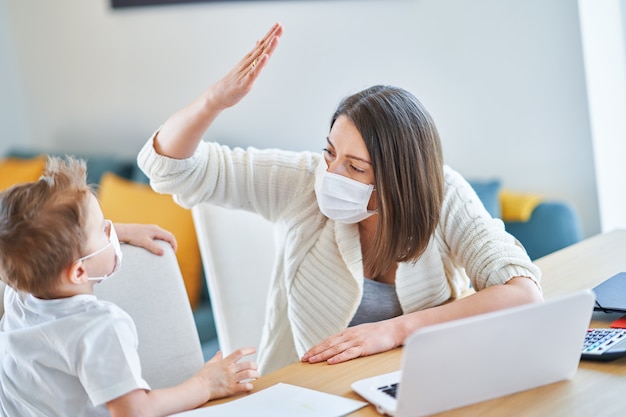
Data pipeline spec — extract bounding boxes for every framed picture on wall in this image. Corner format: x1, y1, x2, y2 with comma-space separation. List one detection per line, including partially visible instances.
112, 0, 265, 7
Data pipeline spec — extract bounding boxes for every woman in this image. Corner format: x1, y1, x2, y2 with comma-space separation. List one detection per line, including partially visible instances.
138, 23, 542, 374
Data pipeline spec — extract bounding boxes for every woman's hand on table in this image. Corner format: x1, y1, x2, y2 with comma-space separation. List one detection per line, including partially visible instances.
301, 320, 401, 365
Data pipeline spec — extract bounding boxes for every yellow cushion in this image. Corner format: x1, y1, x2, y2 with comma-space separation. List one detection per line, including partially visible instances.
499, 189, 544, 222
0, 156, 46, 192
98, 173, 202, 308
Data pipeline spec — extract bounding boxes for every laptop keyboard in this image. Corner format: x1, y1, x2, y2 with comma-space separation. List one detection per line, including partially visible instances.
378, 383, 399, 398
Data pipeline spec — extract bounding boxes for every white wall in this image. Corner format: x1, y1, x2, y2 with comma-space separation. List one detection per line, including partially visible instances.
1, 0, 602, 237
578, 0, 626, 233
0, 0, 29, 156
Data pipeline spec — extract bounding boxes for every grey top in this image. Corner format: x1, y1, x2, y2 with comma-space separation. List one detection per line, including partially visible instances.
348, 278, 404, 327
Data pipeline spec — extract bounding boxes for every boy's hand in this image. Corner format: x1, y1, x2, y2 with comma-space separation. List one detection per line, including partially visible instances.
114, 223, 178, 254
106, 347, 257, 416
198, 347, 259, 401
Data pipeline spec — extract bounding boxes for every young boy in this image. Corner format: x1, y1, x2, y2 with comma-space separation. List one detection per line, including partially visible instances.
0, 156, 259, 417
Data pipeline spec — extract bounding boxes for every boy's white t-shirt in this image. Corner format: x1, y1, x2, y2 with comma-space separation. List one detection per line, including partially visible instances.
0, 287, 150, 417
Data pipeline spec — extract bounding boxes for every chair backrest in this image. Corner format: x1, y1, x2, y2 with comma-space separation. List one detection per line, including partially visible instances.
95, 241, 204, 389
0, 241, 204, 389
192, 204, 275, 361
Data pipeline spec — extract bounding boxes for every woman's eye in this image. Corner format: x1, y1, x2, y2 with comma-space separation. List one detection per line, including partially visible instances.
351, 165, 366, 174
323, 148, 336, 158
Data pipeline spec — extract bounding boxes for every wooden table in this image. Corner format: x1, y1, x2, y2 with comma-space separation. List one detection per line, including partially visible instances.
204, 229, 626, 416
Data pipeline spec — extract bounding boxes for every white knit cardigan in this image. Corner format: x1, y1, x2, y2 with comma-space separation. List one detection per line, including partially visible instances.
138, 136, 541, 374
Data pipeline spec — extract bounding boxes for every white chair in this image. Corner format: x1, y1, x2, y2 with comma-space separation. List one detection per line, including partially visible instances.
94, 241, 205, 389
0, 241, 204, 389
192, 204, 275, 362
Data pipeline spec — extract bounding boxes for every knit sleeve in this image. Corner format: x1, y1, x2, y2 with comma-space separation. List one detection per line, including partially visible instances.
438, 166, 541, 291
137, 131, 321, 222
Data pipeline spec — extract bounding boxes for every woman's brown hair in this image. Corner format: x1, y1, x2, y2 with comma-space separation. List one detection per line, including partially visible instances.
0, 156, 92, 298
331, 85, 444, 278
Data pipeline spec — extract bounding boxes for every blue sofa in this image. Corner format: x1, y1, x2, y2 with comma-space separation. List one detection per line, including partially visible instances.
468, 179, 583, 260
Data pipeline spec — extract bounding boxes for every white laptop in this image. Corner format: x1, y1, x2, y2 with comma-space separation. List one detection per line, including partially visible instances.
352, 289, 595, 417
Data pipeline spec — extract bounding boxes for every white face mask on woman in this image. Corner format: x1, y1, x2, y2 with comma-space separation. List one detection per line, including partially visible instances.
314, 159, 376, 224
78, 220, 123, 282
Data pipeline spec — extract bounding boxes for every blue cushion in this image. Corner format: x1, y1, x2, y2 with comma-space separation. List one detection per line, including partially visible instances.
81, 156, 134, 185
6, 149, 134, 185
468, 179, 501, 218
130, 166, 151, 184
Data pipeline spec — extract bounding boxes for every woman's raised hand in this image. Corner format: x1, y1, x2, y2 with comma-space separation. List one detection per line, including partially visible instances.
152, 22, 283, 159
209, 22, 284, 111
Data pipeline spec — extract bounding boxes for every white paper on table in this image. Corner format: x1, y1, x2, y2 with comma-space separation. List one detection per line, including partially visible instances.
169, 382, 367, 417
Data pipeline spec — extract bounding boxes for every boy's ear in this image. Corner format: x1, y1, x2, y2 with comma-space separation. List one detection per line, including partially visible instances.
64, 260, 88, 284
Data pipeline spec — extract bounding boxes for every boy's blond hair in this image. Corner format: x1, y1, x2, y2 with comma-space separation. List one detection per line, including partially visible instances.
0, 156, 93, 298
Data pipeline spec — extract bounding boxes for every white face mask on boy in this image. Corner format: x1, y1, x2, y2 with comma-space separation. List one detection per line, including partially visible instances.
78, 220, 123, 282
314, 159, 376, 224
